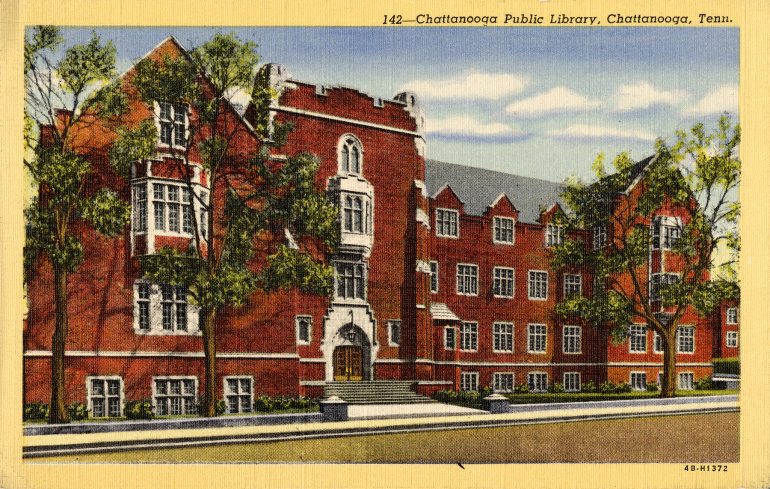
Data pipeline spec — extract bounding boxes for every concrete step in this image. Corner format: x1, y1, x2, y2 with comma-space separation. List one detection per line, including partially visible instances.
324, 381, 433, 404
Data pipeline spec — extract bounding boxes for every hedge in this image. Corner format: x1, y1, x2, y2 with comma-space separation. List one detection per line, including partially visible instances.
712, 358, 740, 375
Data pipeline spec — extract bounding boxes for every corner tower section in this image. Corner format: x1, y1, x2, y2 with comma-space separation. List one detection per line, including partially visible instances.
249, 64, 428, 387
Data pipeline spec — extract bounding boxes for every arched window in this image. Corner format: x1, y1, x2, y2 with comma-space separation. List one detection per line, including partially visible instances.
339, 135, 363, 175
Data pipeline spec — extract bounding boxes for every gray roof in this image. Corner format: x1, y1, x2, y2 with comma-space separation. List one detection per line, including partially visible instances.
425, 159, 567, 224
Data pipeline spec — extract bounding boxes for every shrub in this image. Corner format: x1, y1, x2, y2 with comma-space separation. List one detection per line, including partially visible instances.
581, 380, 598, 393
253, 395, 274, 412
646, 382, 660, 392
695, 376, 713, 390
615, 382, 632, 393
24, 401, 50, 421
712, 358, 739, 375
600, 381, 616, 394
548, 382, 564, 394
478, 385, 494, 398
125, 398, 154, 420
514, 383, 530, 394
196, 397, 226, 416
67, 402, 89, 421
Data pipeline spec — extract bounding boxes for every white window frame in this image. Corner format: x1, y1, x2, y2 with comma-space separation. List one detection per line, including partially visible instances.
456, 263, 479, 296
562, 325, 581, 354
493, 216, 515, 245
493, 322, 514, 353
295, 315, 312, 345
459, 322, 478, 352
493, 267, 515, 298
726, 307, 738, 325
492, 373, 515, 393
678, 372, 694, 390
147, 181, 198, 236
435, 208, 459, 238
460, 372, 479, 392
133, 183, 148, 233
563, 372, 581, 392
545, 224, 563, 247
563, 274, 581, 297
650, 272, 679, 303
630, 371, 647, 391
528, 372, 548, 392
593, 224, 607, 250
528, 323, 547, 354
726, 331, 738, 348
152, 376, 198, 416
335, 260, 367, 301
651, 215, 682, 251
676, 326, 695, 354
338, 134, 363, 175
430, 261, 439, 293
342, 194, 365, 234
388, 319, 402, 347
653, 331, 664, 354
628, 324, 647, 354
223, 376, 254, 414
87, 376, 124, 418
155, 101, 189, 150
133, 280, 200, 335
528, 270, 548, 300
444, 325, 457, 350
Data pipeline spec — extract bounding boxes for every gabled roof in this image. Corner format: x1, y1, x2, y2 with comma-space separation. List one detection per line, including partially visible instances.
425, 159, 566, 224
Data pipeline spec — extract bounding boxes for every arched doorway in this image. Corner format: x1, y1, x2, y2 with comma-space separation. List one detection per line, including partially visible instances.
333, 345, 363, 381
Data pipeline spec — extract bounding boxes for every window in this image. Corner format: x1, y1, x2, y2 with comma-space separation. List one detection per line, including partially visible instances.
630, 372, 647, 391
726, 307, 738, 324
493, 322, 514, 353
528, 324, 547, 353
296, 316, 312, 345
459, 322, 478, 351
343, 195, 364, 233
444, 326, 456, 350
651, 216, 681, 250
493, 216, 515, 244
726, 331, 738, 348
528, 270, 548, 300
150, 183, 195, 235
460, 372, 479, 392
593, 224, 607, 250
677, 326, 695, 354
224, 376, 253, 414
88, 376, 123, 418
388, 320, 401, 346
563, 325, 581, 354
629, 324, 647, 353
678, 372, 694, 390
153, 377, 197, 416
564, 274, 581, 297
563, 372, 580, 392
528, 372, 548, 392
650, 273, 679, 302
133, 184, 147, 232
339, 135, 362, 174
545, 224, 562, 247
157, 102, 188, 149
456, 264, 478, 296
493, 373, 515, 393
134, 281, 199, 335
430, 261, 439, 293
493, 267, 515, 298
336, 261, 366, 300
653, 332, 664, 354
436, 208, 459, 238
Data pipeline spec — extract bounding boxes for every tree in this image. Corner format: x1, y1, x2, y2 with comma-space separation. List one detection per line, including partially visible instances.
24, 28, 144, 422
131, 33, 338, 417
552, 116, 740, 398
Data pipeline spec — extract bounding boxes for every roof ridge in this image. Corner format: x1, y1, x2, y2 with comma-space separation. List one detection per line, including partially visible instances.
425, 158, 564, 186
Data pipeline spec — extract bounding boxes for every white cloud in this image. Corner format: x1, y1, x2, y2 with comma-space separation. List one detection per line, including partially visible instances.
426, 115, 530, 142
401, 72, 527, 101
613, 82, 690, 111
547, 124, 657, 143
682, 84, 739, 117
505, 87, 601, 117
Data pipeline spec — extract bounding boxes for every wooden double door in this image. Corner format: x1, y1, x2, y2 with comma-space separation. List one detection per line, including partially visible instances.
333, 345, 363, 381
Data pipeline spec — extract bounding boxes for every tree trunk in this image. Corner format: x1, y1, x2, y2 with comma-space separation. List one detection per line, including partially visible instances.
660, 329, 678, 398
201, 307, 218, 417
48, 265, 69, 423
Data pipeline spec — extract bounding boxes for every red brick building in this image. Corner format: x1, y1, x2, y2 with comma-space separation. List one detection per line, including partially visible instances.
24, 37, 737, 416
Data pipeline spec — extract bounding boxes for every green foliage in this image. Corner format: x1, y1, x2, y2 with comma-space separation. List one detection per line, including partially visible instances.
712, 357, 740, 375
80, 189, 130, 237
133, 55, 201, 107
514, 383, 530, 394
24, 26, 63, 75
57, 33, 117, 95
124, 399, 154, 420
196, 397, 226, 416
67, 402, 89, 421
615, 381, 632, 393
259, 245, 334, 296
548, 382, 565, 394
581, 380, 598, 393
646, 382, 660, 392
190, 32, 261, 98
432, 390, 484, 409
253, 395, 319, 413
600, 381, 617, 394
24, 401, 50, 421
694, 376, 713, 390
109, 120, 157, 178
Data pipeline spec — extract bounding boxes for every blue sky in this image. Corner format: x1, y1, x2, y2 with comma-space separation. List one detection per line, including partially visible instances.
57, 27, 739, 183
